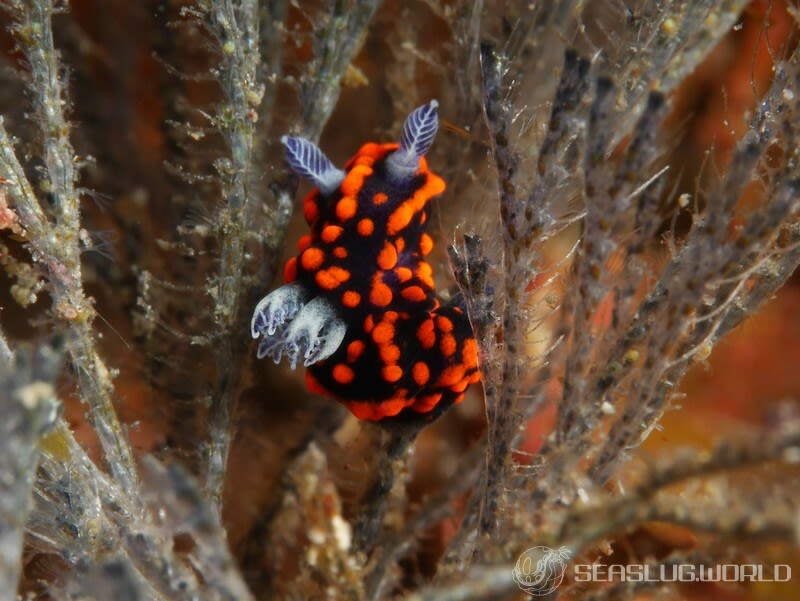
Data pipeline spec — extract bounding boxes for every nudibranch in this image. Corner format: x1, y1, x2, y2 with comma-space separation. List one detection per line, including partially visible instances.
251, 101, 480, 422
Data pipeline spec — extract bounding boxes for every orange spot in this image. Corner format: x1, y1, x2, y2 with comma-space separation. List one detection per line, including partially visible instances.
305, 371, 328, 395
463, 339, 479, 370
440, 334, 457, 357
451, 378, 470, 393
377, 397, 405, 417
387, 203, 414, 235
370, 280, 393, 307
347, 401, 377, 420
321, 225, 343, 243
342, 290, 361, 308
327, 266, 351, 283
395, 237, 405, 253
372, 321, 395, 345
395, 267, 413, 283
303, 192, 319, 224
417, 262, 434, 288
409, 191, 426, 212
420, 233, 434, 255
417, 319, 435, 349
301, 247, 325, 271
413, 393, 442, 413
436, 316, 454, 332
347, 340, 365, 363
333, 364, 355, 384
364, 315, 375, 333
341, 165, 373, 196
373, 192, 389, 205
355, 155, 375, 167
420, 211, 428, 225
438, 365, 465, 387
357, 218, 374, 236
382, 365, 403, 383
348, 142, 391, 165
469, 371, 481, 383
336, 196, 357, 221
422, 172, 446, 197
383, 311, 399, 322
379, 344, 401, 363
284, 257, 297, 283
333, 246, 348, 258
365, 142, 395, 159
315, 270, 340, 290
401, 286, 427, 302
412, 362, 430, 386
377, 242, 398, 270
297, 234, 312, 252
453, 393, 465, 405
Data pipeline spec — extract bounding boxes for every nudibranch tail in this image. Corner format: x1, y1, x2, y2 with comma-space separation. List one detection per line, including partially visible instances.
281, 135, 345, 194
386, 100, 439, 181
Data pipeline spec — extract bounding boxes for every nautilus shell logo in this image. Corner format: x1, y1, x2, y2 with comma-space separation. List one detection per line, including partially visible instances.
512, 546, 572, 596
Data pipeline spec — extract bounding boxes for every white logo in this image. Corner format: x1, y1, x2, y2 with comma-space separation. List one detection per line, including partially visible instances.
512, 546, 571, 596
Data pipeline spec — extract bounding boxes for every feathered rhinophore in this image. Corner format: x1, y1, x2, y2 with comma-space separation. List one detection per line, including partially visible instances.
281, 135, 345, 194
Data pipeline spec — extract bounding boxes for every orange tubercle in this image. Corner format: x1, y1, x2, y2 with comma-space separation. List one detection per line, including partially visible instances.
301, 247, 325, 271
395, 266, 413, 282
336, 196, 358, 221
357, 218, 374, 236
420, 233, 434, 256
370, 279, 393, 307
440, 334, 457, 357
416, 319, 436, 349
417, 262, 435, 288
438, 365, 465, 387
364, 315, 375, 333
333, 364, 355, 384
372, 321, 395, 345
412, 392, 442, 413
379, 344, 401, 363
376, 397, 406, 417
387, 203, 414, 235
315, 269, 340, 290
321, 225, 343, 243
342, 290, 361, 308
462, 339, 479, 370
377, 242, 398, 270
284, 257, 298, 283
297, 234, 312, 252
382, 365, 403, 383
347, 340, 366, 363
401, 286, 427, 302
412, 361, 430, 386
341, 164, 373, 197
436, 316, 453, 332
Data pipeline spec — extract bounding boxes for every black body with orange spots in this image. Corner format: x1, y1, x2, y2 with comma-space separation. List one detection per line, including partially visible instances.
284, 142, 480, 421
251, 102, 481, 422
